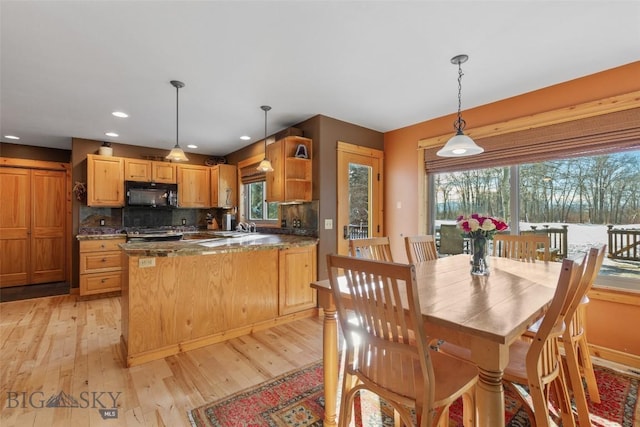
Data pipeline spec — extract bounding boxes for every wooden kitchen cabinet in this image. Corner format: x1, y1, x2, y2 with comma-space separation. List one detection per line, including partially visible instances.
211, 164, 237, 208
278, 244, 317, 315
87, 154, 125, 207
177, 164, 210, 207
151, 161, 177, 183
124, 158, 151, 181
125, 159, 176, 183
79, 237, 125, 296
266, 136, 312, 203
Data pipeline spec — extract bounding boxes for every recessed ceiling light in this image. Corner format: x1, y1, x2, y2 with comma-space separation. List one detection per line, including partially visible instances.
105, 132, 119, 137
4, 135, 20, 140
240, 135, 251, 141
112, 111, 129, 118
187, 144, 198, 149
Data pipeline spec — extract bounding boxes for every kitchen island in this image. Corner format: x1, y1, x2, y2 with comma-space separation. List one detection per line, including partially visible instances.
119, 233, 318, 367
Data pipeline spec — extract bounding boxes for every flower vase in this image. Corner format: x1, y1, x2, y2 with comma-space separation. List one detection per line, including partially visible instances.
470, 235, 490, 276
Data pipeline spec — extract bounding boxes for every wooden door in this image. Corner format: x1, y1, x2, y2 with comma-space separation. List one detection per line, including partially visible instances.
0, 168, 30, 287
30, 170, 66, 284
336, 142, 384, 256
0, 168, 65, 287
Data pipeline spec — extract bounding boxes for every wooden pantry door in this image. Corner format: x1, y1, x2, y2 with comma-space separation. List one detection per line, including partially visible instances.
0, 167, 66, 287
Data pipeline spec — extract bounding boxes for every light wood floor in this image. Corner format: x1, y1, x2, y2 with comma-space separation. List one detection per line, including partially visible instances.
1, 295, 326, 427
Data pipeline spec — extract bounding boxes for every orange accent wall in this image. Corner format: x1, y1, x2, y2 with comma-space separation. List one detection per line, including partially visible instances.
587, 297, 640, 356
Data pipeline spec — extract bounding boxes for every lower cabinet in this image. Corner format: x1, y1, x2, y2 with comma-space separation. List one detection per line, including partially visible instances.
79, 238, 125, 296
279, 245, 317, 315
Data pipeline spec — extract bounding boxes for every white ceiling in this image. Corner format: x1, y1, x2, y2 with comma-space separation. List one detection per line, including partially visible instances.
1, 1, 639, 157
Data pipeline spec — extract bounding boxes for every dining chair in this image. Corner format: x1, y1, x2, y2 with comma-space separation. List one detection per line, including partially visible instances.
492, 234, 551, 262
523, 245, 606, 426
438, 224, 465, 255
440, 256, 587, 427
348, 236, 394, 262
326, 254, 478, 427
405, 235, 439, 263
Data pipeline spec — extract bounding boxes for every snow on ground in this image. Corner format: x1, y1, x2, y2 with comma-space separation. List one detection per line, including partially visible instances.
436, 221, 640, 282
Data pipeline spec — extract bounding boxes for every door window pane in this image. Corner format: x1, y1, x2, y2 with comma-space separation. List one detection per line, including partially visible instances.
348, 163, 371, 239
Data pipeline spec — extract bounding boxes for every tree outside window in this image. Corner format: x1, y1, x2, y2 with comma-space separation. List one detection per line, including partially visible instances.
246, 181, 278, 222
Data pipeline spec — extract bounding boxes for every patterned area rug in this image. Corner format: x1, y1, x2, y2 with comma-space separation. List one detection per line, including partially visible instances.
189, 360, 639, 427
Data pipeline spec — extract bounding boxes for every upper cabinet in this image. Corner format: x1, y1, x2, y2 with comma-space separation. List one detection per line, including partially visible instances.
266, 136, 312, 203
177, 164, 210, 208
152, 162, 177, 183
87, 154, 125, 207
125, 159, 176, 183
124, 159, 151, 181
211, 164, 237, 208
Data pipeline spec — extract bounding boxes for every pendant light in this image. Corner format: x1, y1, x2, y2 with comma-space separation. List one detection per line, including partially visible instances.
436, 54, 484, 157
165, 80, 189, 162
256, 105, 274, 172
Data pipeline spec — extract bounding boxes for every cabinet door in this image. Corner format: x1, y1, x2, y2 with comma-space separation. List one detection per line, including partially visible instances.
211, 164, 237, 208
177, 164, 210, 207
124, 159, 151, 181
87, 155, 125, 207
0, 168, 30, 287
265, 140, 283, 202
278, 245, 317, 315
152, 162, 177, 183
31, 170, 65, 284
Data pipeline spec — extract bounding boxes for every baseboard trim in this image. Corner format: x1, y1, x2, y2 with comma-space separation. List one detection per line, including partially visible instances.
589, 343, 640, 369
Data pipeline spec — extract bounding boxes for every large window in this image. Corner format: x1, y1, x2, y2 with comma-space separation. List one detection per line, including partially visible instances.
433, 150, 640, 288
245, 181, 278, 222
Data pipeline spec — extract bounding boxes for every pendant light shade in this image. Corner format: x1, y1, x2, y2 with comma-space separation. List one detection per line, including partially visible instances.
437, 54, 484, 157
256, 105, 274, 172
166, 80, 189, 162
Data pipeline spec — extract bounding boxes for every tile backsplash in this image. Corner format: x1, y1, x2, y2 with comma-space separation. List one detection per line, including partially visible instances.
78, 200, 319, 236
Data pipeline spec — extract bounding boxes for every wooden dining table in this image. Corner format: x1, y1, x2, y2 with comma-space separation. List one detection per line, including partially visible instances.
310, 254, 562, 427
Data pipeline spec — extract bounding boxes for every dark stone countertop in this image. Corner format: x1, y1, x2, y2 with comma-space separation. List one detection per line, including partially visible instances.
118, 233, 318, 257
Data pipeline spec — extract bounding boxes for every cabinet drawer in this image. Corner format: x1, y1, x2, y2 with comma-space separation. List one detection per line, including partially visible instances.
80, 251, 122, 273
80, 239, 125, 252
80, 272, 122, 295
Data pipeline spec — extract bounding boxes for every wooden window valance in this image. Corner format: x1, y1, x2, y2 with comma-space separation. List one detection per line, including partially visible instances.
240, 162, 266, 184
423, 107, 640, 173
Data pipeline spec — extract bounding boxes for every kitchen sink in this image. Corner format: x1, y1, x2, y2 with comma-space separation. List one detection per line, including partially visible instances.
181, 233, 222, 240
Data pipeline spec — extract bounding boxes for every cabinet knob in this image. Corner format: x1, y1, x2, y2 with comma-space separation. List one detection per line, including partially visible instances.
101, 279, 106, 283
100, 244, 106, 249
101, 258, 106, 262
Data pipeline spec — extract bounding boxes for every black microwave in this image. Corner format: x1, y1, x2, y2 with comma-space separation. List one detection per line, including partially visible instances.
125, 181, 178, 208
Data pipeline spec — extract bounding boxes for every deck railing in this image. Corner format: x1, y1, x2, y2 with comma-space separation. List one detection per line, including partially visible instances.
345, 224, 369, 240
522, 224, 569, 259
607, 225, 640, 261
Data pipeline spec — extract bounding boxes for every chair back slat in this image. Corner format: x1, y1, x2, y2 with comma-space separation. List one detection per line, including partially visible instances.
493, 234, 551, 262
348, 236, 394, 262
326, 255, 430, 402
405, 235, 438, 263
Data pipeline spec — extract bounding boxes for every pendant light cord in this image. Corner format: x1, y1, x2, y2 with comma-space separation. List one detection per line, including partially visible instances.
176, 84, 180, 147
454, 61, 466, 133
